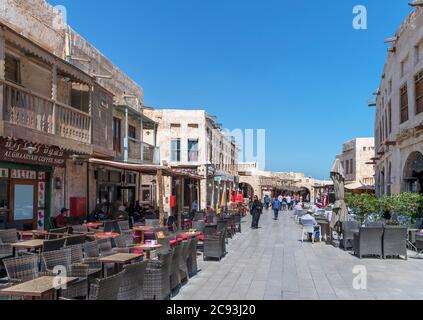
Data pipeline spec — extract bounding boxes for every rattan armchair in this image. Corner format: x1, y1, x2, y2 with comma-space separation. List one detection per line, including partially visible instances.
341, 221, 360, 250
98, 238, 114, 257
143, 252, 173, 300
187, 237, 199, 277
41, 248, 89, 299
179, 240, 190, 283
42, 238, 67, 252
88, 271, 125, 300
204, 231, 225, 260
353, 227, 384, 259
170, 243, 182, 293
118, 261, 148, 300
0, 229, 18, 258
382, 226, 408, 260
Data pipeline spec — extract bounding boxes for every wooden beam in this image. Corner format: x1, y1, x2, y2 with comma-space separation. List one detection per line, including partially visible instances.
157, 169, 165, 227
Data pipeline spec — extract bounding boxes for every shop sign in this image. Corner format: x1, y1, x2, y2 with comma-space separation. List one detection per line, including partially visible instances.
0, 138, 67, 167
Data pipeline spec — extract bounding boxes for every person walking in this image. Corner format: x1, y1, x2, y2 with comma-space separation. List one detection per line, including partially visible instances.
251, 196, 263, 229
272, 197, 280, 220
282, 196, 287, 211
264, 195, 271, 210
286, 195, 292, 210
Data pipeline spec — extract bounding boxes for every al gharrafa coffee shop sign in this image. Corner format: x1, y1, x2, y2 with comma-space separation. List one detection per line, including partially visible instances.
0, 138, 67, 167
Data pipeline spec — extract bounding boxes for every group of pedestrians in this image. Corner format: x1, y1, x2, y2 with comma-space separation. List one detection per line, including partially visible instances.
250, 194, 302, 229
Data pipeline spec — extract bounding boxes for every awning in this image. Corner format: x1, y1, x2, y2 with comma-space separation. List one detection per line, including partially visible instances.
88, 158, 172, 175
88, 158, 204, 179
345, 182, 375, 191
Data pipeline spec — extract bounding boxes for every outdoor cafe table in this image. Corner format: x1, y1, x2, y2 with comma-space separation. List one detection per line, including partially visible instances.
315, 220, 330, 242
11, 239, 45, 256
84, 222, 104, 229
98, 253, 143, 277
94, 232, 120, 240
17, 230, 49, 240
132, 244, 162, 260
133, 226, 155, 244
0, 276, 78, 300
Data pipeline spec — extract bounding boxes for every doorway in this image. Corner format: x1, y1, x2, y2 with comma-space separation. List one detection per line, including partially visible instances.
10, 180, 36, 228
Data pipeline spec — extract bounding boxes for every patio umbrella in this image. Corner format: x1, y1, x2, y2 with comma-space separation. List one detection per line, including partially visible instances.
330, 159, 349, 233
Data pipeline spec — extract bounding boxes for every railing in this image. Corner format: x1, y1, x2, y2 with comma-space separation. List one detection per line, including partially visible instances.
56, 102, 91, 144
128, 138, 160, 165
128, 138, 141, 160
2, 82, 91, 144
3, 82, 54, 134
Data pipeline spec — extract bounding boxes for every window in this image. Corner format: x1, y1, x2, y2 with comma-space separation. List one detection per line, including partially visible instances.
5, 54, 20, 84
388, 79, 392, 95
170, 139, 181, 162
71, 83, 90, 112
128, 125, 136, 139
188, 139, 199, 162
416, 70, 423, 114
388, 101, 392, 134
113, 117, 122, 153
170, 123, 181, 129
400, 84, 409, 123
188, 124, 199, 128
345, 160, 349, 175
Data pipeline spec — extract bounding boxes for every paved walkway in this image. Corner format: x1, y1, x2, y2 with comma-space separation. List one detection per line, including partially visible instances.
174, 209, 423, 300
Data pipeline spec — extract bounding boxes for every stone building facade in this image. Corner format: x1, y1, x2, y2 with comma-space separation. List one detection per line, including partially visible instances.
374, 6, 423, 196
335, 138, 375, 190
0, 0, 162, 224
144, 109, 238, 213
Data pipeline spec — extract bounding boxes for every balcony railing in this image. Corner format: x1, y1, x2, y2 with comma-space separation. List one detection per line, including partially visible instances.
2, 82, 91, 144
128, 137, 160, 165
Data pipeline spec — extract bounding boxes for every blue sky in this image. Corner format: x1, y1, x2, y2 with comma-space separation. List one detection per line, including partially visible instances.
49, 0, 412, 179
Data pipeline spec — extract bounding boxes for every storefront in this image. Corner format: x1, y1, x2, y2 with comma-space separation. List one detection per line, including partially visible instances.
0, 137, 67, 230
94, 166, 139, 215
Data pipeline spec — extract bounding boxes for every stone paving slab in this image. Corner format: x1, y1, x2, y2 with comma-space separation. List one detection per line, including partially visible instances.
173, 209, 423, 300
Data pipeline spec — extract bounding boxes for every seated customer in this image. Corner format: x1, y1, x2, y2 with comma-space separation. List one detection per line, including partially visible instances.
301, 211, 320, 240
54, 208, 69, 228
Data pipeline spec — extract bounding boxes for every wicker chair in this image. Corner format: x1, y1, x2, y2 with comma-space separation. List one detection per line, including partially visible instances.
98, 238, 114, 257
187, 237, 199, 277
42, 238, 66, 252
145, 219, 160, 227
353, 227, 384, 259
83, 241, 102, 270
65, 235, 86, 246
113, 235, 131, 254
0, 229, 18, 258
143, 252, 173, 300
365, 221, 385, 227
118, 261, 148, 300
117, 220, 130, 233
41, 248, 88, 299
204, 232, 225, 260
88, 271, 125, 300
170, 243, 183, 293
48, 227, 68, 239
179, 240, 191, 283
70, 225, 89, 234
66, 244, 102, 279
341, 221, 360, 250
233, 214, 242, 233
3, 254, 40, 284
382, 226, 408, 260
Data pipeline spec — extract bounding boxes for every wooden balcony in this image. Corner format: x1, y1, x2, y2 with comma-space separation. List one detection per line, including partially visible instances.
128, 138, 160, 165
1, 81, 92, 153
